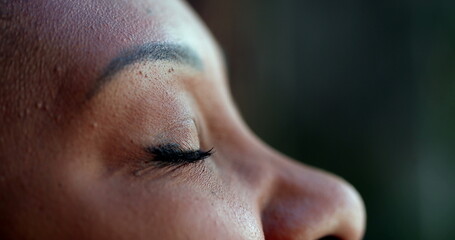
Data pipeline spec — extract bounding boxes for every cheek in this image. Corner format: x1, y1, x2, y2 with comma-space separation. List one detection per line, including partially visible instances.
63, 168, 263, 240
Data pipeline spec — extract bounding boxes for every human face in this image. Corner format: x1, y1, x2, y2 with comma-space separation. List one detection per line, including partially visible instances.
0, 0, 365, 239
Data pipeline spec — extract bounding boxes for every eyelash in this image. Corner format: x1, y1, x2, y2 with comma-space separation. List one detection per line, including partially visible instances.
145, 143, 213, 168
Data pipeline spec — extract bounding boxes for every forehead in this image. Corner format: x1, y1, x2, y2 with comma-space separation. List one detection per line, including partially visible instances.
23, 0, 209, 50
2, 0, 221, 103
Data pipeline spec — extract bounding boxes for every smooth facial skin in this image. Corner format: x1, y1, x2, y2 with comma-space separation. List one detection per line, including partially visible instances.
0, 0, 365, 239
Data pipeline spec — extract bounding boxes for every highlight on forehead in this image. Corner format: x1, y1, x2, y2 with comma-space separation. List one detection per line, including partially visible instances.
88, 42, 203, 98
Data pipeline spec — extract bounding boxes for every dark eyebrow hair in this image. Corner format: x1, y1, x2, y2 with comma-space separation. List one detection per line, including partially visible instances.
87, 42, 203, 98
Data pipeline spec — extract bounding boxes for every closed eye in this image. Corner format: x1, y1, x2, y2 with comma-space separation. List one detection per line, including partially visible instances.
145, 143, 213, 168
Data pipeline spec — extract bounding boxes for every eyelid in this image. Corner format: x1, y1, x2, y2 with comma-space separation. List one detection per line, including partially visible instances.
145, 143, 213, 168
158, 118, 200, 150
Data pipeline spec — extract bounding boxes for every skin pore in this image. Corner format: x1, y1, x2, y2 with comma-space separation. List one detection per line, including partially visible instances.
0, 0, 365, 239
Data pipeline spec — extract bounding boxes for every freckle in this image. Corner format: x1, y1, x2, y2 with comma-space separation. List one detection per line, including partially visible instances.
54, 65, 63, 74
55, 114, 62, 123
36, 101, 43, 109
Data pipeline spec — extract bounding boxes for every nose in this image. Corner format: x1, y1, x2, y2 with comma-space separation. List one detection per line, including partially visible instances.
255, 146, 366, 240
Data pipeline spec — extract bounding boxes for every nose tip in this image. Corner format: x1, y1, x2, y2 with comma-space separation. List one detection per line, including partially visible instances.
261, 160, 366, 240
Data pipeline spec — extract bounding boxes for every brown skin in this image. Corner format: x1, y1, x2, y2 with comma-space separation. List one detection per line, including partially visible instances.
0, 0, 365, 239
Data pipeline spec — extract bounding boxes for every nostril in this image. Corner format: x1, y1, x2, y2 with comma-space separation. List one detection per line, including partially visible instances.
318, 236, 342, 240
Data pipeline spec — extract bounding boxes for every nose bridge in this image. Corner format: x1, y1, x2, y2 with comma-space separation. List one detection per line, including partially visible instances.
254, 149, 366, 240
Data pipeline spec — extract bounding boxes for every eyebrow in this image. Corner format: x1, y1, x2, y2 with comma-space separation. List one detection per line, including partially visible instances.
87, 42, 203, 98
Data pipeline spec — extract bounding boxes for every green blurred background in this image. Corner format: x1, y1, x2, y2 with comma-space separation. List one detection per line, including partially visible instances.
189, 0, 455, 239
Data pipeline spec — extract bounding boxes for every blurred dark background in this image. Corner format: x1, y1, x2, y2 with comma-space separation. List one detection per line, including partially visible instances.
188, 0, 455, 239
